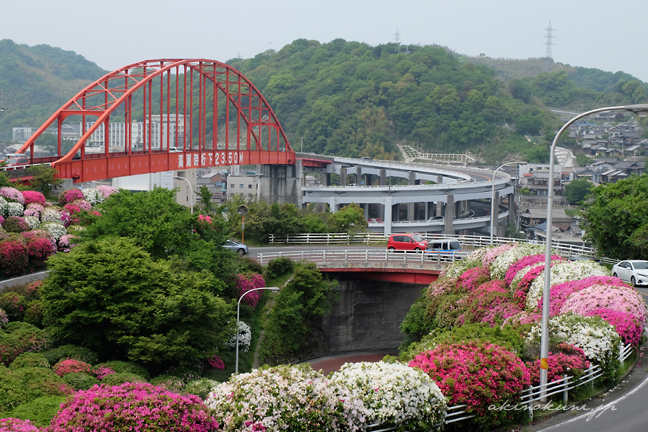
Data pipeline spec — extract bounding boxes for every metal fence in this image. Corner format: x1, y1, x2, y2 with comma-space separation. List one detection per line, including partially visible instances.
257, 249, 467, 265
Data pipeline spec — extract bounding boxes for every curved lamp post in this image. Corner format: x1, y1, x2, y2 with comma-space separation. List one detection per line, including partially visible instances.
490, 161, 527, 245
173, 175, 193, 214
235, 286, 279, 374
539, 104, 648, 401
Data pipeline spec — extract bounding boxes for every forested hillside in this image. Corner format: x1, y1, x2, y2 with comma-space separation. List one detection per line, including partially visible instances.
0, 39, 106, 130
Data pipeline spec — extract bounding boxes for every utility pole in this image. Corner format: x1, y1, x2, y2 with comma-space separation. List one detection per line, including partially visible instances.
543, 22, 556, 73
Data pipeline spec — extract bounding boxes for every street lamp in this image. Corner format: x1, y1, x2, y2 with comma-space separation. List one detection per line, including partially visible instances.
490, 161, 526, 245
539, 103, 648, 401
173, 175, 193, 214
235, 286, 280, 373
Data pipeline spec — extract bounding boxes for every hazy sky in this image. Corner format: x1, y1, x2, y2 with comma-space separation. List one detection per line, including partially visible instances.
3, 0, 648, 82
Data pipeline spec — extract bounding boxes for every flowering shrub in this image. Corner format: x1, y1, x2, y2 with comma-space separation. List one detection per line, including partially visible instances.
236, 273, 266, 308
505, 254, 564, 286
198, 214, 212, 224
0, 216, 4, 226
26, 237, 54, 268
560, 284, 647, 325
26, 203, 44, 213
409, 341, 530, 428
6, 203, 23, 217
526, 261, 609, 309
58, 189, 83, 206
52, 359, 93, 377
0, 309, 8, 328
525, 343, 590, 386
433, 294, 467, 329
57, 234, 78, 253
206, 364, 368, 432
0, 418, 40, 431
63, 203, 81, 215
21, 191, 45, 206
455, 280, 522, 326
331, 361, 447, 429
21, 230, 56, 253
40, 208, 61, 223
490, 243, 546, 280
0, 293, 27, 321
81, 187, 103, 205
482, 243, 516, 268
226, 321, 251, 352
39, 222, 67, 240
48, 382, 219, 432
0, 239, 29, 276
439, 254, 482, 279
0, 187, 24, 205
71, 199, 91, 211
208, 355, 225, 370
0, 197, 7, 217
527, 313, 621, 369
93, 366, 115, 380
95, 185, 119, 199
149, 375, 185, 393
22, 216, 40, 230
426, 277, 459, 299
456, 266, 491, 292
3, 217, 29, 233
502, 311, 542, 326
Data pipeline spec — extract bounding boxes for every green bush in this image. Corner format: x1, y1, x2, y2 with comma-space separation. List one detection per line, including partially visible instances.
149, 375, 185, 393
0, 332, 23, 366
62, 372, 99, 391
0, 365, 29, 411
185, 378, 218, 400
100, 372, 148, 386
12, 367, 73, 402
9, 353, 49, 370
0, 293, 27, 321
238, 256, 264, 274
23, 300, 44, 328
41, 345, 99, 365
265, 257, 294, 279
94, 361, 150, 380
10, 395, 67, 427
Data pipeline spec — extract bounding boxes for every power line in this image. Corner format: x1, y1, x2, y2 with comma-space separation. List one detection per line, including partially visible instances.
543, 22, 556, 72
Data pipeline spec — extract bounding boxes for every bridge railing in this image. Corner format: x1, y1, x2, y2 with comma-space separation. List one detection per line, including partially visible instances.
257, 249, 468, 265
267, 233, 604, 260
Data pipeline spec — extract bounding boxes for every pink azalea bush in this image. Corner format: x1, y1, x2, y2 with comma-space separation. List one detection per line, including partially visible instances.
26, 237, 54, 268
525, 343, 590, 385
236, 273, 266, 309
48, 382, 219, 431
456, 266, 491, 292
0, 216, 4, 225
0, 187, 24, 205
455, 280, 521, 326
0, 418, 40, 431
3, 217, 29, 233
426, 277, 459, 298
482, 244, 516, 267
71, 200, 91, 211
0, 239, 29, 276
95, 185, 119, 199
409, 341, 530, 428
20, 191, 45, 206
560, 284, 647, 324
58, 189, 84, 206
93, 366, 116, 380
57, 234, 77, 253
53, 359, 93, 377
585, 308, 643, 346
502, 311, 542, 326
505, 254, 564, 286
540, 276, 629, 316
208, 355, 225, 370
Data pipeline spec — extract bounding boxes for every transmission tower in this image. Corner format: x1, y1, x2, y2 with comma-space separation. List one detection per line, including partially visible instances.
543, 22, 556, 72
394, 29, 401, 44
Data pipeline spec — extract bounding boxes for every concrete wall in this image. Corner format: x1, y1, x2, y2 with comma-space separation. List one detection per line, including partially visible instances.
257, 162, 302, 206
322, 276, 424, 354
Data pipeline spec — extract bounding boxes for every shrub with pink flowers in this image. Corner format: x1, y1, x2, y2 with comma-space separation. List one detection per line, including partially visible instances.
52, 359, 92, 377
0, 239, 29, 276
48, 382, 219, 431
3, 217, 29, 234
208, 355, 225, 370
456, 266, 491, 292
58, 189, 83, 206
0, 418, 40, 431
560, 284, 647, 324
481, 243, 516, 267
540, 276, 629, 316
0, 215, 4, 226
455, 280, 521, 326
236, 273, 266, 308
409, 341, 530, 429
20, 191, 45, 206
62, 204, 81, 215
505, 254, 565, 286
92, 365, 115, 380
57, 234, 77, 253
71, 199, 91, 211
95, 185, 119, 199
585, 308, 643, 346
26, 238, 53, 268
525, 343, 590, 386
0, 187, 25, 205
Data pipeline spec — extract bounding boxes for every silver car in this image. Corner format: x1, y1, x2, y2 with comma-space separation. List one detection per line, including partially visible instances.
223, 240, 248, 256
611, 260, 648, 287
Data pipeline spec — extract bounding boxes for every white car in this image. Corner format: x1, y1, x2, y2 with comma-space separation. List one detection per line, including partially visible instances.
611, 260, 648, 287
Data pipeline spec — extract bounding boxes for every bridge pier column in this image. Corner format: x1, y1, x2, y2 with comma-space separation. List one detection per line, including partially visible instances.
436, 202, 444, 217
436, 175, 442, 185
365, 173, 373, 186
329, 196, 337, 213
408, 171, 416, 185
407, 202, 415, 221
491, 190, 499, 236
355, 166, 362, 185
444, 195, 454, 235
322, 172, 329, 186
340, 167, 348, 186
384, 196, 393, 234
508, 193, 515, 226
379, 169, 386, 186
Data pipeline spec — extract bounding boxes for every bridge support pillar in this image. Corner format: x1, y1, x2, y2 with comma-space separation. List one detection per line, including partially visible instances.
436, 202, 444, 217
407, 202, 415, 221
444, 195, 455, 235
379, 169, 386, 186
508, 193, 515, 226
384, 196, 393, 234
355, 166, 362, 185
258, 164, 302, 207
322, 172, 329, 186
491, 190, 499, 235
408, 171, 416, 185
340, 167, 348, 186
436, 175, 442, 185
365, 173, 373, 186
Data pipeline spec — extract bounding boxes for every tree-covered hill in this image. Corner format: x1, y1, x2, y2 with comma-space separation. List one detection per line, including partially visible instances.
0, 39, 106, 130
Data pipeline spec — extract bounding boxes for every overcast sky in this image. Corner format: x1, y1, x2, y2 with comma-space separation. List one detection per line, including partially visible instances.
3, 0, 648, 82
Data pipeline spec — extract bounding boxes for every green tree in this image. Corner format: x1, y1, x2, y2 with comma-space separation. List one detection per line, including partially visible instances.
581, 174, 648, 259
41, 237, 232, 371
565, 179, 594, 205
197, 185, 214, 214
26, 164, 64, 196
330, 203, 368, 232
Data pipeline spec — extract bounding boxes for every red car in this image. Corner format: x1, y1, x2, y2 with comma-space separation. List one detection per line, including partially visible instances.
387, 234, 428, 251
3, 156, 29, 167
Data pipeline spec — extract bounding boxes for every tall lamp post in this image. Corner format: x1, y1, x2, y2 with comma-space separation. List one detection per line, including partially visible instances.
538, 104, 648, 401
235, 286, 279, 373
173, 175, 193, 214
490, 161, 527, 245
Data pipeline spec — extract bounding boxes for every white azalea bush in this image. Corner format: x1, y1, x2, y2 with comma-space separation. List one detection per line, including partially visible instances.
40, 221, 67, 240
23, 216, 40, 230
526, 312, 621, 381
0, 197, 7, 217
206, 364, 369, 432
226, 321, 251, 352
526, 261, 609, 309
331, 361, 447, 430
41, 207, 62, 223
7, 202, 24, 217
82, 187, 104, 205
490, 243, 546, 280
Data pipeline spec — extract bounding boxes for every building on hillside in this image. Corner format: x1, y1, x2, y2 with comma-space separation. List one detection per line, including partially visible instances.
519, 164, 563, 196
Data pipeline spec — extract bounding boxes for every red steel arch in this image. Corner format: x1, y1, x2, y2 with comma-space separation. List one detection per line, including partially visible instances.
17, 59, 295, 183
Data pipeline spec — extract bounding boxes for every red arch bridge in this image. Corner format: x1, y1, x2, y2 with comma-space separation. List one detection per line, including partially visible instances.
15, 59, 295, 183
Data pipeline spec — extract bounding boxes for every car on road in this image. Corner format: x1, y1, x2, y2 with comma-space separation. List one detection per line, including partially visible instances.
3, 156, 30, 167
427, 216, 444, 222
387, 234, 428, 251
368, 218, 384, 223
612, 260, 648, 287
223, 240, 248, 256
424, 237, 462, 255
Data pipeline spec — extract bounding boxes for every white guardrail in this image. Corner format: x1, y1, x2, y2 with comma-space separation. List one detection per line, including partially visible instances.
364, 343, 633, 430
267, 233, 618, 264
257, 249, 466, 265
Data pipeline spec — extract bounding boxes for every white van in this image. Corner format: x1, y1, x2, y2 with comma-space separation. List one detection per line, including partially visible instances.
425, 237, 462, 254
